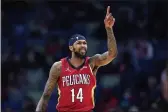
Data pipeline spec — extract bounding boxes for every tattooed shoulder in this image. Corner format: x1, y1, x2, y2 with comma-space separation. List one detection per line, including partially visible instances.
89, 54, 101, 70
51, 61, 62, 78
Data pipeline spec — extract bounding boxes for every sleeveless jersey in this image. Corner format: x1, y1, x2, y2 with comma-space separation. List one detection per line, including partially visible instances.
56, 57, 96, 112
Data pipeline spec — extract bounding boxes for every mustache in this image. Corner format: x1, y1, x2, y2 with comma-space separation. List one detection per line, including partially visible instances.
79, 47, 87, 51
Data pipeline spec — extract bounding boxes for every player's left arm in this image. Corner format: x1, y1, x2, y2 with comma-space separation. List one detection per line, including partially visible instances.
89, 6, 118, 68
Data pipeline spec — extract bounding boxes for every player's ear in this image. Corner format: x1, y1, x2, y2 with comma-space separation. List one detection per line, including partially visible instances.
69, 46, 73, 52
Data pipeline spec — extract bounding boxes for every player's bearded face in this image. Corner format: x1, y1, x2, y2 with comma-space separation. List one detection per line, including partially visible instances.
72, 41, 87, 59
73, 46, 87, 59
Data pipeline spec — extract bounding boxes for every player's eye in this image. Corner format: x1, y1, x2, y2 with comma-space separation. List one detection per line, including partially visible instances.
77, 42, 81, 44
83, 42, 87, 44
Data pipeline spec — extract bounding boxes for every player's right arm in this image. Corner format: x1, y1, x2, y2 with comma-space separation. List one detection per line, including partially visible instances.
36, 61, 61, 112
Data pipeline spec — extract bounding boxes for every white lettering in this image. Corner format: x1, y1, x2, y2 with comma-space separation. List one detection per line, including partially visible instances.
62, 74, 91, 87
83, 74, 88, 84
79, 74, 84, 84
73, 75, 76, 85
69, 75, 73, 86
87, 75, 90, 84
62, 76, 66, 87
75, 75, 79, 85
66, 76, 70, 86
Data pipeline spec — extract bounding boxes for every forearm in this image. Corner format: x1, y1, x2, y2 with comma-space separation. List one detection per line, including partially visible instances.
106, 27, 117, 57
36, 95, 50, 112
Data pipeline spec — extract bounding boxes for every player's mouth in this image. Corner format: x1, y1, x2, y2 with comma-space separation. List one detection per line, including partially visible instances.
80, 48, 86, 53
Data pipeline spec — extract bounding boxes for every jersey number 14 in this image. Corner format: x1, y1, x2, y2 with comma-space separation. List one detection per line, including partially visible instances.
71, 88, 83, 102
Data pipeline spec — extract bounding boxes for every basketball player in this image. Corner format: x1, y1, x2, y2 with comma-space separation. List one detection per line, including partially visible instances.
36, 6, 117, 112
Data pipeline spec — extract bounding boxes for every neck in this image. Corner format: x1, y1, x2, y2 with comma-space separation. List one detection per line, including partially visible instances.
70, 55, 85, 67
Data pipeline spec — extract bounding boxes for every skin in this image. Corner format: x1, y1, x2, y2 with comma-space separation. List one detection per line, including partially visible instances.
36, 6, 117, 112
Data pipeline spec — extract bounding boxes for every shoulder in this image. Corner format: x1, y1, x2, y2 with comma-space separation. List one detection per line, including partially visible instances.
49, 61, 62, 78
52, 61, 62, 68
88, 54, 101, 69
88, 54, 101, 64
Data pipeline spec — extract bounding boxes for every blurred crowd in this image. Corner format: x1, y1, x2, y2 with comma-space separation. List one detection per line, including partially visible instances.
1, 1, 168, 112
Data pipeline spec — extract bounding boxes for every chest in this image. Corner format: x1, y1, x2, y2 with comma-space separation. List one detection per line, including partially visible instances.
59, 65, 96, 87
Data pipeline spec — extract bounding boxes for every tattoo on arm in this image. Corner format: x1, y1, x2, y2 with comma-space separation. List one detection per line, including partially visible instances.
89, 28, 117, 68
36, 62, 61, 112
106, 27, 117, 57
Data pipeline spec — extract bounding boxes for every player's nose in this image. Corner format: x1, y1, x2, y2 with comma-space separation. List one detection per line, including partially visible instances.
80, 44, 86, 48
80, 46, 86, 51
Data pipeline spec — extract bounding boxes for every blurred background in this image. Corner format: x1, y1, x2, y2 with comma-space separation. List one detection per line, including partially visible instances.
1, 0, 168, 112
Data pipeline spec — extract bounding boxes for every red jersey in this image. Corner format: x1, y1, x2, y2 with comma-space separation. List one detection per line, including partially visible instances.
56, 57, 96, 112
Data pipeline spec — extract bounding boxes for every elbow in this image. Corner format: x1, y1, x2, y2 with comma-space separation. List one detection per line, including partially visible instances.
114, 50, 118, 58
109, 50, 118, 59
112, 52, 118, 59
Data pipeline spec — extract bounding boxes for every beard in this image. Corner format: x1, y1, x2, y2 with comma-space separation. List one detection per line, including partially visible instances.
74, 51, 87, 59
73, 47, 87, 59
71, 46, 87, 59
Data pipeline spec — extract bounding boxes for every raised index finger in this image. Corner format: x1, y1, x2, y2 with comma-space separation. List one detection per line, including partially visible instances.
106, 6, 110, 15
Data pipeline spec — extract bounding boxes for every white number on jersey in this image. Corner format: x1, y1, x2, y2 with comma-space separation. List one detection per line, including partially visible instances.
71, 88, 83, 102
